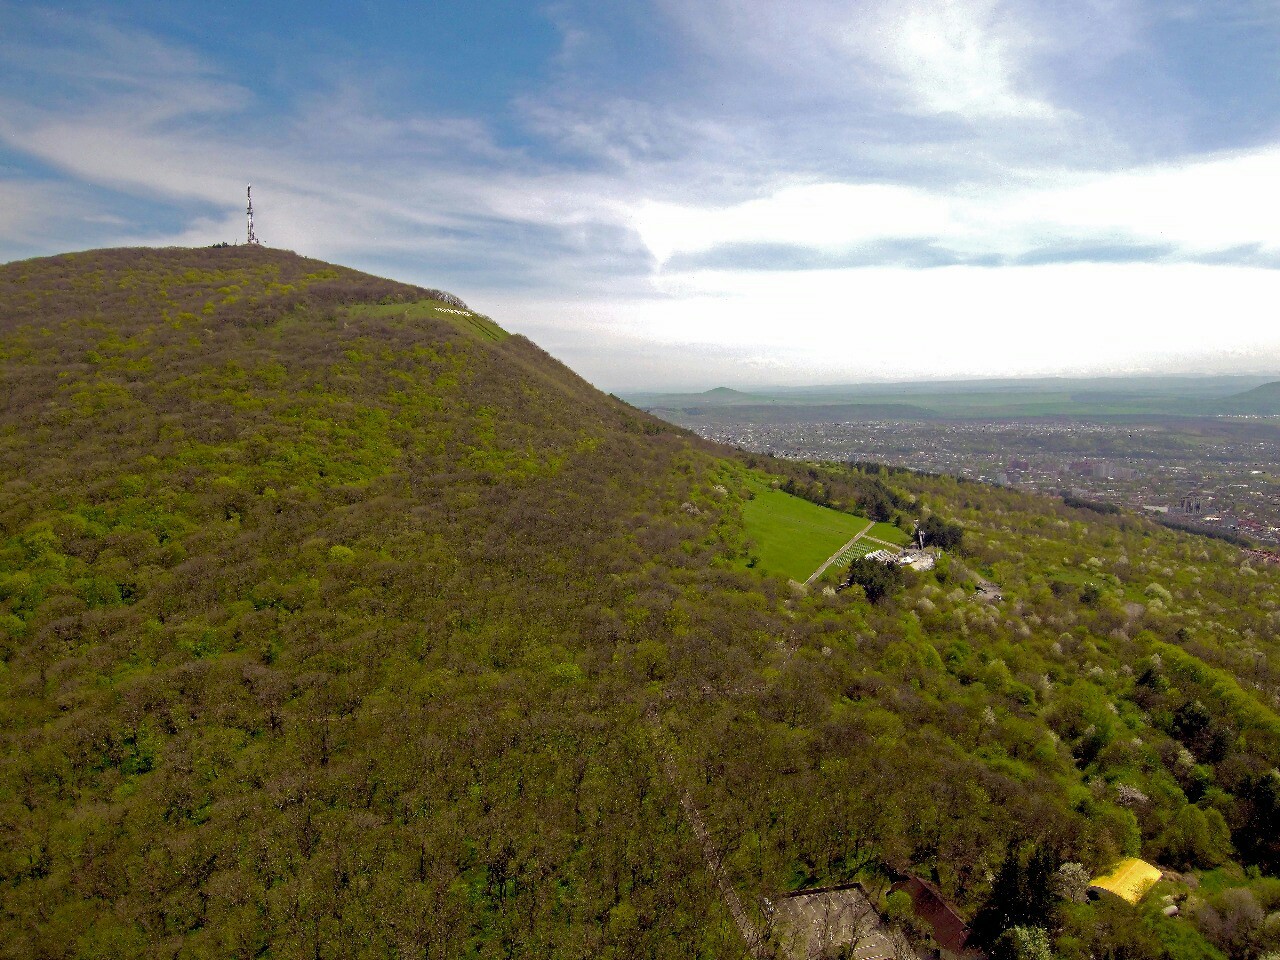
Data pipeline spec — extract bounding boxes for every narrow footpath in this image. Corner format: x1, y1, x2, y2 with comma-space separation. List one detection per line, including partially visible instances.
805, 521, 875, 586
648, 715, 767, 958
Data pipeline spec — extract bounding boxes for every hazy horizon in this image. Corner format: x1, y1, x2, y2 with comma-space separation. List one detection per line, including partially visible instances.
623, 371, 1280, 398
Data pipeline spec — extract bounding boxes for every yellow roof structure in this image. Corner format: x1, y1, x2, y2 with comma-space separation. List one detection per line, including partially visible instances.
1088, 858, 1162, 905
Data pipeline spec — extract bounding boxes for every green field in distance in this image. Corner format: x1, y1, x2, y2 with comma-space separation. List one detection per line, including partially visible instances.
740, 481, 877, 581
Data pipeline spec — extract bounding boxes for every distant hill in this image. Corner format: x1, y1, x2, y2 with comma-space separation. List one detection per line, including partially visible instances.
650, 401, 934, 423
3, 247, 1280, 958
1216, 380, 1280, 414
632, 374, 1280, 422
628, 385, 779, 408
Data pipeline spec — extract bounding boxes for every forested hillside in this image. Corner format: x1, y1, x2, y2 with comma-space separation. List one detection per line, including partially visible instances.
2, 248, 1279, 959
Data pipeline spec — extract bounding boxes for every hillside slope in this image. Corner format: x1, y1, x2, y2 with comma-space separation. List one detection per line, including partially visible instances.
2, 248, 1280, 960
0, 247, 753, 957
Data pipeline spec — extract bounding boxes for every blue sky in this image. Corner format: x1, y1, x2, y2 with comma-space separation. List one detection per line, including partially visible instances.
3, 0, 1280, 389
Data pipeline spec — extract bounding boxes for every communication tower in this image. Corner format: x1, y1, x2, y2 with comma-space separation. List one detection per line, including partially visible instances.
246, 184, 260, 245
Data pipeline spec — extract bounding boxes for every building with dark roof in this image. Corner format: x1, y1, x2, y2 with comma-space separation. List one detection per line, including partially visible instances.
889, 876, 985, 960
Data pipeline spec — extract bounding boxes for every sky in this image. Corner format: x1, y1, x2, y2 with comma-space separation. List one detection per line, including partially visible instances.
3, 0, 1280, 391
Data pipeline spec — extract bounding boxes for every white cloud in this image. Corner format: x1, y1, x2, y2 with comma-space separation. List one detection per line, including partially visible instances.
859, 0, 1058, 119
0, 15, 249, 124
493, 261, 1280, 389
634, 183, 957, 263
654, 0, 1064, 121
0, 178, 128, 261
1018, 147, 1280, 253
630, 144, 1280, 266
0, 180, 56, 238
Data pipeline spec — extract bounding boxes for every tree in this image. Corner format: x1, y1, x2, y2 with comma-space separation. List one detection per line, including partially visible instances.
1053, 862, 1091, 904
1191, 888, 1267, 959
1156, 804, 1233, 869
841, 556, 904, 604
993, 925, 1053, 960
885, 888, 932, 945
970, 843, 1059, 952
920, 515, 965, 550
1238, 769, 1280, 871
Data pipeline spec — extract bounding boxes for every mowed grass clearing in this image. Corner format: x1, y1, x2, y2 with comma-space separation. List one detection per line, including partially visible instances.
867, 521, 911, 546
741, 483, 875, 581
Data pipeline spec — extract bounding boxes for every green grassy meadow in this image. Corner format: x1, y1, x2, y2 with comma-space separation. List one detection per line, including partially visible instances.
866, 521, 911, 545
741, 483, 875, 580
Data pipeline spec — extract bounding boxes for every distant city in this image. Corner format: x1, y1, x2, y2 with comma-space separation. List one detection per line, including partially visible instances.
668, 416, 1280, 547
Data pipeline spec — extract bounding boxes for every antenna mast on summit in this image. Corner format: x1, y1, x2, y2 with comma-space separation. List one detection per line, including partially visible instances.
246, 184, 260, 245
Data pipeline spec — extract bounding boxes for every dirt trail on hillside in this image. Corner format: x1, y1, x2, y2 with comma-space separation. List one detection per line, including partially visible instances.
648, 715, 767, 958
